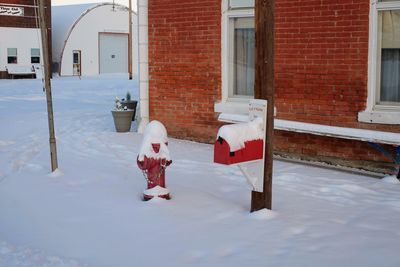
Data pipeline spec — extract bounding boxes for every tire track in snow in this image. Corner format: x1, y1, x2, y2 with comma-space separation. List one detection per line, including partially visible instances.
0, 239, 89, 267
0, 135, 46, 182
11, 137, 43, 173
54, 111, 138, 185
56, 112, 119, 158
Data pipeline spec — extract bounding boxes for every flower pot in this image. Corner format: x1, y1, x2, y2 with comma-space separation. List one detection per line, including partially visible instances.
111, 110, 134, 132
120, 100, 138, 121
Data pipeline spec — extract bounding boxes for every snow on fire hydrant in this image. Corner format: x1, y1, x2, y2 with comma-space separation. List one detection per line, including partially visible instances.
137, 120, 172, 201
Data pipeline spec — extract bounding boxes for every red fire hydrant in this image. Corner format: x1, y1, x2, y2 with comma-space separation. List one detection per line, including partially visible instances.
137, 120, 172, 201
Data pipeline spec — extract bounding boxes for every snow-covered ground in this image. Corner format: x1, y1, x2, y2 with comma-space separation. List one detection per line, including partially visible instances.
0, 75, 399, 267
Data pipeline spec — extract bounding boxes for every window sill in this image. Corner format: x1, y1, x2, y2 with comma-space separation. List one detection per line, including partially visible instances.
215, 99, 277, 123
214, 99, 250, 115
358, 110, 400, 125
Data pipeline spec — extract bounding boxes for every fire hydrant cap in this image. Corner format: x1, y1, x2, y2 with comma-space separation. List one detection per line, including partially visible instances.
138, 120, 171, 161
143, 120, 168, 144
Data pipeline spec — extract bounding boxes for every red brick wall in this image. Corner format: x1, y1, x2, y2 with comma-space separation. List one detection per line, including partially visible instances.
274, 0, 399, 163
275, 0, 398, 130
148, 0, 222, 142
148, 0, 399, 169
276, 0, 365, 127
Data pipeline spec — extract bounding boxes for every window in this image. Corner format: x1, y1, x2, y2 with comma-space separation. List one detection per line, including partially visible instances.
72, 50, 81, 76
229, 0, 254, 9
31, 48, 40, 64
378, 9, 400, 105
73, 51, 80, 64
229, 17, 255, 97
7, 48, 17, 64
215, 0, 255, 115
359, 0, 400, 124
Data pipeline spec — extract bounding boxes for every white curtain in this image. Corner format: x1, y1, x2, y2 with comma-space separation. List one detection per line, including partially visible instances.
380, 10, 400, 103
381, 49, 400, 102
234, 28, 255, 96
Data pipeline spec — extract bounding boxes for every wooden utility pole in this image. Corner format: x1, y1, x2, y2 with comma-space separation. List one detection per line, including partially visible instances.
251, 0, 275, 211
38, 0, 58, 172
128, 0, 133, 80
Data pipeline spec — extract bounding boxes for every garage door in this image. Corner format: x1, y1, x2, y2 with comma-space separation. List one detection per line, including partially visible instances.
99, 33, 128, 74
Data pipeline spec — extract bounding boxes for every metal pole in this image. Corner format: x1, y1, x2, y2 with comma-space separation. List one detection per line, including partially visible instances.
38, 0, 58, 172
128, 0, 133, 80
252, 0, 275, 211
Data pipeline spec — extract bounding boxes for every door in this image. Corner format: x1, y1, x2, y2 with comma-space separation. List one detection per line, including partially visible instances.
99, 33, 128, 74
73, 50, 81, 76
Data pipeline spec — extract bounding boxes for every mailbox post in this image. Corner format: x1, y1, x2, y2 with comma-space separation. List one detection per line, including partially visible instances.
254, 0, 275, 211
215, 0, 275, 212
214, 100, 270, 210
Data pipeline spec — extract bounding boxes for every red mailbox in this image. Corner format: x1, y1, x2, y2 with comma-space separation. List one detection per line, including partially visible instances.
213, 116, 265, 165
214, 137, 263, 165
213, 99, 269, 193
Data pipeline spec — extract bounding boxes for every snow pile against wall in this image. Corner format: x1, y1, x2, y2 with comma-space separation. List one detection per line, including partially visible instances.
138, 120, 170, 161
217, 117, 263, 152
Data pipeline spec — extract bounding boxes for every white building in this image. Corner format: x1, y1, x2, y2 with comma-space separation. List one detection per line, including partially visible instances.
0, 2, 48, 79
52, 3, 138, 77
0, 27, 41, 77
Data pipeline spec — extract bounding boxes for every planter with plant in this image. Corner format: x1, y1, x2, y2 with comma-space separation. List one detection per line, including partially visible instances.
111, 97, 135, 132
120, 91, 138, 121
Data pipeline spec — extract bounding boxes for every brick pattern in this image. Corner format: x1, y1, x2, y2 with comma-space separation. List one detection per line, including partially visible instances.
274, 130, 395, 164
148, 0, 222, 143
148, 0, 399, 169
274, 0, 399, 163
275, 0, 369, 127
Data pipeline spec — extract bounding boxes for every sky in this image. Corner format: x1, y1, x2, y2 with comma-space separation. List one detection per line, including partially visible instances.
52, 0, 132, 7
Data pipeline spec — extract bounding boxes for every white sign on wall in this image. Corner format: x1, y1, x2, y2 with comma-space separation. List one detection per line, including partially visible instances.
0, 6, 24, 16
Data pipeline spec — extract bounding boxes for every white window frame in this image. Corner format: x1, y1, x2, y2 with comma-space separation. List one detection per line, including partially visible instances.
215, 0, 254, 115
7, 48, 17, 64
31, 48, 40, 64
359, 0, 400, 124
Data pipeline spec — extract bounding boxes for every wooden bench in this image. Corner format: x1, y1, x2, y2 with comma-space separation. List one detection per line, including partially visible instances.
219, 113, 400, 177
6, 65, 36, 79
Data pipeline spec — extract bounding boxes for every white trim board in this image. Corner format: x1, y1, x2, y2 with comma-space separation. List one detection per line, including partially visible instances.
218, 113, 400, 146
275, 119, 400, 146
361, 0, 400, 124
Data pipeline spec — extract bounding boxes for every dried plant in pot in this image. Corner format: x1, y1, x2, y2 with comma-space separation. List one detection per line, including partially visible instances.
111, 97, 134, 132
120, 91, 138, 121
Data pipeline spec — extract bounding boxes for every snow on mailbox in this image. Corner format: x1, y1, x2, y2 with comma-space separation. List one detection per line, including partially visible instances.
214, 99, 268, 192
214, 117, 264, 165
